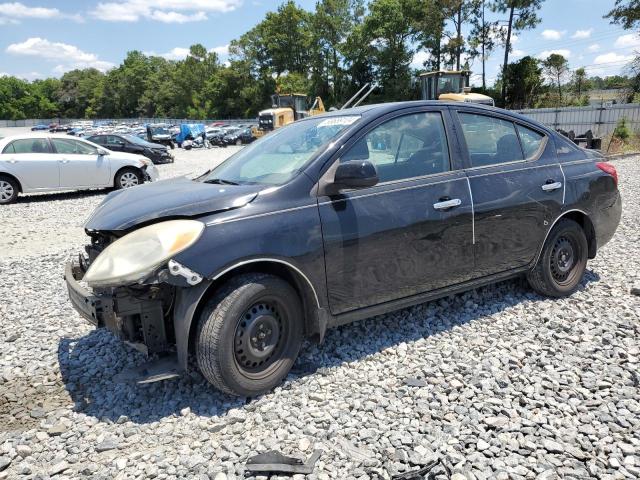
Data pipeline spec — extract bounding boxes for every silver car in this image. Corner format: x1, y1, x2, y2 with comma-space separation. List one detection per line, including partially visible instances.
0, 134, 159, 204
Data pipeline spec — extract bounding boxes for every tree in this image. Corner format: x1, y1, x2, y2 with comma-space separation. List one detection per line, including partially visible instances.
499, 55, 544, 108
468, 0, 500, 89
605, 0, 640, 29
492, 0, 544, 105
571, 67, 588, 97
542, 53, 569, 103
362, 0, 414, 101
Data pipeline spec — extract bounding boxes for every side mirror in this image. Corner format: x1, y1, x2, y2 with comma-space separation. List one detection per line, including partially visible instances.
97, 148, 109, 156
333, 160, 378, 190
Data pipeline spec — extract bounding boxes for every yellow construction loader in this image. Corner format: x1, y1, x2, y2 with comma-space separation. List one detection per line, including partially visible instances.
419, 70, 494, 106
252, 94, 325, 138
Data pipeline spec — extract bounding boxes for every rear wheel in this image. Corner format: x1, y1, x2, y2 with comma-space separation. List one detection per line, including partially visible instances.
196, 273, 303, 397
527, 219, 588, 297
114, 168, 142, 189
0, 176, 19, 204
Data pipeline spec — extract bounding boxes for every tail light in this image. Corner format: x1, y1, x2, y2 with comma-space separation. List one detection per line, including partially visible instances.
596, 162, 618, 186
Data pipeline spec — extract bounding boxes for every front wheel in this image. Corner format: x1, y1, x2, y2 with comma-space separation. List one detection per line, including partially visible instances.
114, 168, 143, 189
196, 273, 303, 397
527, 219, 588, 297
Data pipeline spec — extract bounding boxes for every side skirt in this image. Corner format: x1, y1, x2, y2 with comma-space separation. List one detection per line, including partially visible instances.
329, 267, 530, 328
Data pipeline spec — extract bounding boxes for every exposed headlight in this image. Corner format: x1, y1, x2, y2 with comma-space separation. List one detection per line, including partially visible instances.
83, 220, 205, 288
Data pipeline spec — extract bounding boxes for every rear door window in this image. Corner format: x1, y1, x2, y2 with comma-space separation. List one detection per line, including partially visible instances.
459, 112, 524, 167
4, 138, 52, 154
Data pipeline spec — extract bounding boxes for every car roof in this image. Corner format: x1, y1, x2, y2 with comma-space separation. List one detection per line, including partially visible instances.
314, 100, 552, 133
0, 133, 97, 149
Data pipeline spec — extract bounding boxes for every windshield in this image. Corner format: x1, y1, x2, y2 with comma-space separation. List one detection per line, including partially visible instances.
201, 115, 360, 186
438, 75, 464, 94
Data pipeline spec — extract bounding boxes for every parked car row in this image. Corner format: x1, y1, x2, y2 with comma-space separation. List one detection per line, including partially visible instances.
86, 134, 174, 164
0, 134, 159, 204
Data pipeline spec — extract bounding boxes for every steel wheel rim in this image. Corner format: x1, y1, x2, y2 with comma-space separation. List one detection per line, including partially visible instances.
234, 300, 287, 379
0, 180, 14, 201
120, 172, 139, 188
550, 235, 577, 284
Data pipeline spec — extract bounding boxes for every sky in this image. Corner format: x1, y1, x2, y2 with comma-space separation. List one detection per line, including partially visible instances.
0, 0, 637, 87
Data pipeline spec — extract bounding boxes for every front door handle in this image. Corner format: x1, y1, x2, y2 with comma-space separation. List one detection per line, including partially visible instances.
433, 198, 462, 210
59, 159, 70, 164
541, 181, 562, 192
7, 160, 18, 164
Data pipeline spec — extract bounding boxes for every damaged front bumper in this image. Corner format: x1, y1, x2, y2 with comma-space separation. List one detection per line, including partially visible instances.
64, 258, 173, 356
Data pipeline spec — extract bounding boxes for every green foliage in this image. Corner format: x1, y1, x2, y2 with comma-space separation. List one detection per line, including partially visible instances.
605, 0, 640, 29
613, 117, 631, 141
542, 53, 569, 103
499, 55, 544, 109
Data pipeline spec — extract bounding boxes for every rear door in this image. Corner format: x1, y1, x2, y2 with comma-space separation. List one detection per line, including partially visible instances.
0, 138, 59, 190
318, 107, 474, 315
51, 138, 111, 187
453, 109, 564, 276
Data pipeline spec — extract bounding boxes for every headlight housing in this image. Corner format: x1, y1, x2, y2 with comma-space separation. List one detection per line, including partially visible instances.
83, 220, 205, 288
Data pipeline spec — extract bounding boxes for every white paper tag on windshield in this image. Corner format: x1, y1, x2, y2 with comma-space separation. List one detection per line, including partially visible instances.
317, 117, 359, 128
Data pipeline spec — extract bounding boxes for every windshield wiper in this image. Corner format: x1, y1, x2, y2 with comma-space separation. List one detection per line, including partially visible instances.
203, 178, 240, 185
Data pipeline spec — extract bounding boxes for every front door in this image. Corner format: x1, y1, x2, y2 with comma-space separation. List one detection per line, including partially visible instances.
455, 110, 564, 276
51, 138, 111, 187
318, 109, 474, 315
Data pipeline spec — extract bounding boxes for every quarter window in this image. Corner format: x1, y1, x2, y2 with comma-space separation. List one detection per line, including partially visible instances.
3, 138, 52, 154
51, 138, 98, 155
516, 124, 545, 158
341, 112, 450, 183
459, 113, 523, 167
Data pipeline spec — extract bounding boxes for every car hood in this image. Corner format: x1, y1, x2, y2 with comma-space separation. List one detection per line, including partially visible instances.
84, 176, 260, 231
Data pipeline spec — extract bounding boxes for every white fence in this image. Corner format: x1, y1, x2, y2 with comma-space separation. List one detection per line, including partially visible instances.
515, 104, 640, 136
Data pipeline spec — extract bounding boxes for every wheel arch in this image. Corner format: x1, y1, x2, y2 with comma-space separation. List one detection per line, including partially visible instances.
534, 209, 597, 265
113, 165, 143, 187
0, 172, 23, 193
176, 258, 326, 371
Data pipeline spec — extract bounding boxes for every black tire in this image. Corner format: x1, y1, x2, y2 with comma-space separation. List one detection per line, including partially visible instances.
114, 168, 143, 189
527, 219, 588, 297
196, 273, 303, 397
0, 175, 19, 204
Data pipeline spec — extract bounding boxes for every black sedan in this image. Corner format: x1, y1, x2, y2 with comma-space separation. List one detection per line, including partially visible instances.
86, 134, 174, 164
224, 127, 256, 145
65, 101, 621, 397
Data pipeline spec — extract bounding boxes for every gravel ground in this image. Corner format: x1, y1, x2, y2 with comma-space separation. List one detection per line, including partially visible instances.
0, 151, 639, 480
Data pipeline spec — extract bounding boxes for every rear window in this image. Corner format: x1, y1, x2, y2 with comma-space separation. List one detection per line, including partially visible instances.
516, 124, 545, 159
555, 135, 585, 161
3, 138, 51, 154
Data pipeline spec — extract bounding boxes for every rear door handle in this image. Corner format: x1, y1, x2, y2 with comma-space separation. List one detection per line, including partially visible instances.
7, 160, 18, 164
59, 159, 70, 164
433, 198, 462, 210
541, 181, 562, 191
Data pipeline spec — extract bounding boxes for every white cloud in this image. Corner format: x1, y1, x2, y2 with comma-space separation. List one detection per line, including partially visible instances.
541, 29, 566, 41
209, 44, 229, 56
6, 38, 114, 73
594, 52, 634, 64
158, 47, 191, 60
537, 49, 571, 59
0, 2, 82, 22
572, 29, 593, 39
511, 49, 526, 58
614, 33, 640, 49
0, 16, 18, 24
148, 10, 207, 23
91, 0, 241, 23
588, 43, 601, 53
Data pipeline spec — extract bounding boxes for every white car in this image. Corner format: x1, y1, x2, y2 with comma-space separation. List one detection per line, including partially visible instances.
0, 134, 159, 204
